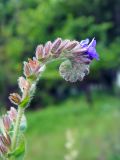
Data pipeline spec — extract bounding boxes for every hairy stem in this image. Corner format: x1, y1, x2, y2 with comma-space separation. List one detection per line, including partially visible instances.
11, 107, 24, 150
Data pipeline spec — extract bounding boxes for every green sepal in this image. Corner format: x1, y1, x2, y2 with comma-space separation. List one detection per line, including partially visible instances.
19, 96, 30, 108
27, 75, 37, 82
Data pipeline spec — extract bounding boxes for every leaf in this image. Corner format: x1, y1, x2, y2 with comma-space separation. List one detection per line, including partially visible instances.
8, 138, 26, 160
19, 96, 30, 108
28, 75, 37, 82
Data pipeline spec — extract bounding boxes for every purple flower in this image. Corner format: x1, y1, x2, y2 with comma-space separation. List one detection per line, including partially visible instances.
80, 38, 99, 60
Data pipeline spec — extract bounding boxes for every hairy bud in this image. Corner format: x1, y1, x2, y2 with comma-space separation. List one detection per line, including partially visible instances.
28, 58, 42, 75
35, 44, 44, 60
43, 41, 52, 57
2, 115, 11, 131
0, 143, 8, 155
7, 107, 17, 121
18, 76, 30, 93
9, 93, 21, 105
51, 38, 62, 53
0, 134, 11, 147
23, 62, 32, 77
64, 41, 78, 50
53, 40, 70, 57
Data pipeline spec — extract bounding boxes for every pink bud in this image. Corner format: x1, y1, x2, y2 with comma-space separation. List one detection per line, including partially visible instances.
51, 38, 62, 53
9, 93, 21, 105
54, 40, 70, 57
0, 143, 8, 155
2, 115, 11, 131
59, 40, 70, 50
64, 41, 78, 50
0, 133, 11, 147
74, 56, 91, 64
18, 77, 30, 93
28, 58, 40, 73
7, 107, 17, 121
72, 48, 87, 54
43, 41, 52, 57
35, 44, 44, 59
23, 62, 32, 77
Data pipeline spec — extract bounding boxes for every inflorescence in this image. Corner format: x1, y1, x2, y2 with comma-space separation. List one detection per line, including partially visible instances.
0, 37, 99, 159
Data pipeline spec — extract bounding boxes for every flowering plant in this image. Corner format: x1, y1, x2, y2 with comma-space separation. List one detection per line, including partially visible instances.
0, 38, 98, 159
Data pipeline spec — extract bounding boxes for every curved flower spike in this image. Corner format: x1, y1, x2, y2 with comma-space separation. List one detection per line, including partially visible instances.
2, 37, 99, 158
35, 37, 99, 82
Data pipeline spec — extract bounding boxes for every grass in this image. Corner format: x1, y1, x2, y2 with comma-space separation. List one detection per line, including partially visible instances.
25, 94, 120, 160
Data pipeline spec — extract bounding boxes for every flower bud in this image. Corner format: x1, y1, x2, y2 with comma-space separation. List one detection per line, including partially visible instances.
2, 115, 11, 131
53, 40, 70, 57
35, 44, 44, 60
64, 41, 78, 51
9, 93, 21, 105
51, 38, 62, 53
0, 143, 8, 155
0, 134, 11, 147
7, 107, 17, 121
58, 40, 70, 51
27, 58, 45, 76
18, 77, 30, 93
43, 41, 52, 57
23, 62, 32, 77
72, 48, 87, 54
28, 58, 40, 73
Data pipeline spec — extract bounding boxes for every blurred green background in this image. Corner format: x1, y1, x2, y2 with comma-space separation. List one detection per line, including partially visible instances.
0, 0, 120, 159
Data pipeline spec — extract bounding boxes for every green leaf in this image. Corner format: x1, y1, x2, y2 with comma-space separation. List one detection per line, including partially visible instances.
8, 139, 26, 160
27, 75, 37, 82
19, 96, 30, 108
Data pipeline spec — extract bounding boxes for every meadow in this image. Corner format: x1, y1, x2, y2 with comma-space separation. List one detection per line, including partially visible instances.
26, 94, 120, 160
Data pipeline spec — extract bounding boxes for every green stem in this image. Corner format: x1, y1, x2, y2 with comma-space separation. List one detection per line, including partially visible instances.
11, 107, 24, 151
